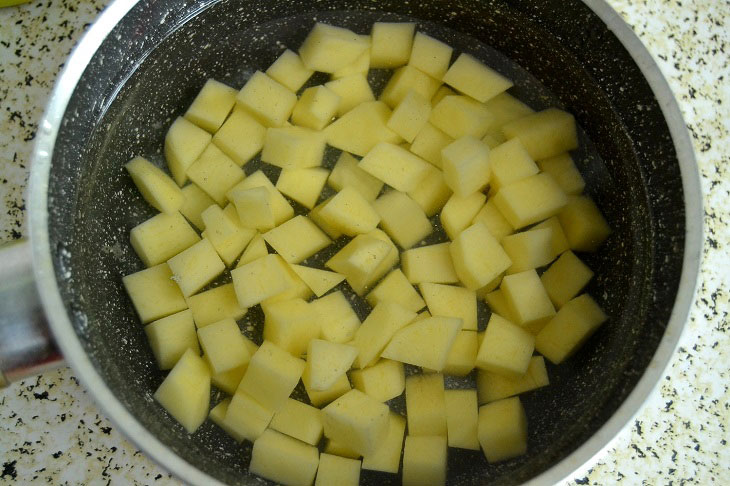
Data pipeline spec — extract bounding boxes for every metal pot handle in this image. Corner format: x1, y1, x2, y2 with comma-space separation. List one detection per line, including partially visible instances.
0, 239, 64, 387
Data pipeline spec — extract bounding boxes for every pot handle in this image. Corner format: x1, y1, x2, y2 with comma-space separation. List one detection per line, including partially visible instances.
0, 239, 64, 388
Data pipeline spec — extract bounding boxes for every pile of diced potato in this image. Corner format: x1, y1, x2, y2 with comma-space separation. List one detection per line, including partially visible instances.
122, 20, 611, 486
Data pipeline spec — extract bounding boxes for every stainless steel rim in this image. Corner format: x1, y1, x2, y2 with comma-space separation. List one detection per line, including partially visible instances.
27, 1, 703, 485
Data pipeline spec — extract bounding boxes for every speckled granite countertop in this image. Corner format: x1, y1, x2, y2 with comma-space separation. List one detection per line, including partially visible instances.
0, 0, 727, 484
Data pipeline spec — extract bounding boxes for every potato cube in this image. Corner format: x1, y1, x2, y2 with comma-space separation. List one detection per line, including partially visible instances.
493, 173, 568, 229
328, 152, 383, 202
262, 298, 320, 357
489, 138, 539, 192
310, 291, 360, 343
322, 389, 390, 456
153, 348, 210, 433
382, 316, 462, 371
325, 74, 376, 116
351, 301, 416, 369
402, 242, 459, 284
332, 46, 370, 79
307, 339, 358, 391
164, 117, 212, 186
324, 439, 361, 459
318, 186, 381, 236
266, 49, 314, 92
291, 86, 339, 131
419, 282, 477, 331
236, 71, 297, 127
408, 32, 452, 80
145, 309, 199, 370
405, 373, 446, 436
324, 101, 401, 156
250, 429, 319, 486
380, 65, 441, 108
471, 199, 514, 241
276, 168, 329, 209
431, 85, 456, 106
197, 318, 250, 375
387, 89, 432, 143
476, 314, 534, 377
558, 195, 611, 252
209, 359, 248, 396
238, 340, 305, 412
478, 397, 528, 462
270, 398, 323, 445
261, 126, 325, 170
228, 186, 275, 231
299, 23, 369, 73
402, 435, 447, 486
290, 265, 344, 297
440, 330, 478, 376
442, 136, 491, 199
126, 156, 183, 213
501, 108, 578, 160
409, 122, 453, 169
201, 205, 256, 266
484, 289, 518, 323
359, 142, 430, 192
450, 222, 512, 290
482, 131, 505, 148
231, 254, 291, 307
303, 366, 352, 407
430, 95, 494, 140
261, 259, 312, 307
349, 359, 405, 402
361, 412, 406, 472
185, 79, 237, 133
166, 238, 225, 297
536, 153, 585, 195
369, 22, 415, 68
541, 250, 594, 308
326, 230, 399, 295
179, 184, 215, 231
212, 108, 266, 166
442, 53, 513, 103
186, 143, 244, 205
263, 215, 331, 263
477, 355, 549, 404
441, 192, 487, 240
315, 453, 360, 486
502, 227, 554, 274
501, 269, 556, 334
481, 91, 531, 124
130, 212, 200, 267
366, 268, 425, 312
209, 399, 245, 442
237, 232, 267, 267
123, 263, 187, 324
532, 215, 570, 256
372, 190, 432, 249
444, 389, 480, 450
228, 170, 294, 226
407, 165, 453, 216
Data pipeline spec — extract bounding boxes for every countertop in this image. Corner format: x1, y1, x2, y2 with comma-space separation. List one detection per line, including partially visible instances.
0, 0, 728, 484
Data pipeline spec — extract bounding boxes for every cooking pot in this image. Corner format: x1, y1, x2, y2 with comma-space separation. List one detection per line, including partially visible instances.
0, 0, 702, 484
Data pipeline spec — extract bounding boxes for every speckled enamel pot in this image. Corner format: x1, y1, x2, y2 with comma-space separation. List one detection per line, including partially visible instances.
26, 0, 701, 484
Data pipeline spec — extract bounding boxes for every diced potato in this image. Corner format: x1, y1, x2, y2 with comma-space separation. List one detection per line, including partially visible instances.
179, 184, 215, 231
405, 373, 447, 436
236, 71, 297, 127
366, 268, 425, 313
443, 53, 513, 103
123, 263, 188, 324
325, 229, 399, 295
535, 294, 607, 364
302, 366, 352, 407
349, 359, 405, 402
444, 389, 480, 450
263, 215, 331, 263
166, 238, 225, 297
406, 165, 453, 216
322, 389, 391, 456
380, 65, 441, 108
324, 439, 361, 459
227, 170, 294, 226
477, 355, 549, 404
408, 32, 452, 80
419, 282, 477, 331
261, 126, 326, 169
290, 264, 344, 297
130, 212, 200, 267
237, 232, 268, 267
536, 153, 585, 195
439, 330, 478, 376
238, 340, 305, 412
197, 318, 250, 375
324, 101, 401, 156
186, 143, 245, 205
481, 131, 505, 148
493, 172, 568, 229
209, 399, 245, 442
266, 49, 314, 92
430, 95, 494, 140
126, 156, 183, 213
212, 108, 266, 166
478, 397, 528, 462
471, 199, 514, 242
476, 314, 535, 377
359, 142, 430, 192
315, 453, 361, 486
351, 301, 416, 368
262, 298, 320, 357
324, 74, 376, 117
501, 269, 556, 334
387, 90, 432, 143
184, 79, 237, 133
201, 205, 256, 266
431, 85, 456, 106
450, 222, 512, 290
558, 195, 611, 252
307, 339, 358, 391
484, 289, 518, 323
310, 291, 361, 343
501, 108, 578, 160
402, 435, 447, 486
249, 429, 319, 486
308, 198, 343, 239
145, 309, 199, 370
361, 412, 406, 473
442, 136, 491, 198
533, 216, 570, 256
292, 85, 340, 131
482, 92, 534, 127
381, 316, 462, 371
332, 47, 370, 79
409, 122, 453, 168
209, 357, 249, 396
271, 398, 324, 445
372, 190, 432, 249
261, 258, 313, 307
164, 117, 212, 186
318, 186, 381, 236
299, 23, 369, 73
369, 22, 415, 68
502, 227, 554, 274
153, 348, 210, 433
231, 254, 293, 307
488, 138, 539, 192
402, 242, 459, 284
328, 152, 384, 202
540, 250, 594, 308
441, 192, 487, 240
228, 186, 275, 231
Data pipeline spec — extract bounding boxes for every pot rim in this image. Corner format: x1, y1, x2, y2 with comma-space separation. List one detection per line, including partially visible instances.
27, 0, 703, 484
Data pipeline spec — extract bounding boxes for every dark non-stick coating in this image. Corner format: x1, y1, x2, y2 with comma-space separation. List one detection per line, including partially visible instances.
47, 0, 685, 484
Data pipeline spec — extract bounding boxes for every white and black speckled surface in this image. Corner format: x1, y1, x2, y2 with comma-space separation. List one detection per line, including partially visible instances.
0, 0, 727, 484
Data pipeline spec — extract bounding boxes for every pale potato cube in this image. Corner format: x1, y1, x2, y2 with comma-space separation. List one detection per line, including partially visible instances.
405, 373, 447, 436
318, 186, 381, 236
325, 74, 376, 116
290, 265, 344, 297
501, 108, 578, 160
407, 165, 453, 216
315, 453, 360, 486
263, 215, 331, 263
261, 126, 325, 169
431, 85, 456, 106
535, 294, 607, 364
488, 138, 539, 192
231, 254, 292, 307
197, 318, 250, 375
164, 117, 212, 186
349, 359, 405, 402
558, 195, 611, 252
292, 85, 340, 131
366, 268, 425, 312
536, 153, 585, 195
359, 142, 430, 192
261, 257, 313, 306
409, 122, 453, 169
402, 242, 459, 284
476, 314, 534, 377
271, 398, 324, 445
541, 250, 594, 308
351, 301, 416, 368
209, 359, 248, 396
250, 429, 319, 486
309, 199, 343, 239
380, 65, 441, 108
430, 95, 494, 139
324, 101, 401, 156
440, 330, 478, 376
307, 339, 358, 391
408, 32, 452, 80
441, 135, 491, 197
442, 53, 513, 103
532, 215, 570, 256
239, 340, 305, 412
402, 435, 447, 486
201, 205, 256, 266
303, 366, 352, 407
482, 92, 534, 127
130, 212, 200, 267
186, 143, 244, 205
227, 170, 294, 226
369, 22, 415, 68
361, 412, 406, 473
493, 172, 568, 229
228, 186, 275, 231
372, 190, 432, 249
482, 130, 505, 148
322, 389, 390, 456
266, 49, 314, 92
299, 22, 369, 73
123, 263, 187, 324
471, 199, 514, 242
166, 238, 225, 297
441, 192, 487, 240
212, 108, 266, 166
310, 291, 361, 343
153, 348, 210, 433
332, 47, 370, 79
236, 71, 297, 127
382, 316, 462, 371
386, 89, 432, 143
444, 389, 480, 450
126, 156, 183, 213
501, 269, 556, 334
145, 309, 199, 370
478, 397, 528, 462
324, 439, 361, 459
328, 152, 383, 202
502, 227, 555, 274
262, 298, 320, 357
237, 232, 268, 267
419, 282, 477, 331
326, 230, 399, 295
209, 399, 245, 442
179, 184, 215, 231
484, 289, 518, 323
450, 222, 512, 290
184, 79, 237, 133
477, 355, 549, 404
